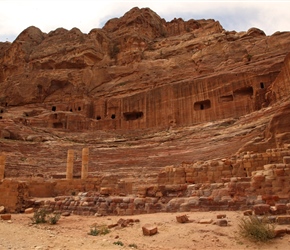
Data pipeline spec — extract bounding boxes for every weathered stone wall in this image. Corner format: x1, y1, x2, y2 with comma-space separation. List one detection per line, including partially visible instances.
32, 166, 290, 215
26, 177, 133, 198
2, 147, 290, 214
158, 148, 290, 185
0, 179, 29, 212
23, 154, 290, 215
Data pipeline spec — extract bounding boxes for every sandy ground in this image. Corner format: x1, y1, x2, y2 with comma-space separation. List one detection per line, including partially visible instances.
1, 211, 290, 250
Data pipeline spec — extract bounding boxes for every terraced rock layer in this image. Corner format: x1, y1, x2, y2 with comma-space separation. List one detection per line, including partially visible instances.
0, 7, 290, 178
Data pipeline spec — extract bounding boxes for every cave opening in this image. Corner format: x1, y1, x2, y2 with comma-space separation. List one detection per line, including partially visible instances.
52, 106, 56, 112
194, 100, 211, 111
96, 116, 101, 120
123, 111, 144, 121
260, 82, 265, 89
111, 114, 116, 119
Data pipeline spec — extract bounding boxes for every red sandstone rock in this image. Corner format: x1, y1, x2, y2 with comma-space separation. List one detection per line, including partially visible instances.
198, 219, 213, 224
1, 214, 11, 220
216, 219, 228, 227
1, 8, 290, 208
275, 204, 287, 214
253, 204, 270, 215
176, 214, 189, 223
274, 228, 287, 238
24, 208, 34, 214
142, 224, 158, 236
283, 157, 290, 164
276, 215, 290, 225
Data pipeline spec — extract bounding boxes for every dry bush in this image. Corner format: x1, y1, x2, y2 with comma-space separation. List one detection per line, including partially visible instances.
238, 215, 275, 242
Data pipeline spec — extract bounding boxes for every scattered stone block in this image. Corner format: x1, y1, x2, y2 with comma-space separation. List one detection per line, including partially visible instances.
217, 214, 226, 219
100, 187, 112, 196
198, 219, 213, 224
216, 219, 228, 227
176, 214, 189, 223
24, 208, 34, 214
243, 210, 252, 216
117, 218, 135, 227
274, 228, 287, 238
275, 204, 287, 214
108, 223, 118, 229
1, 214, 11, 220
0, 206, 5, 214
118, 218, 129, 227
283, 156, 290, 164
61, 211, 70, 216
276, 215, 290, 225
253, 204, 270, 215
142, 224, 158, 236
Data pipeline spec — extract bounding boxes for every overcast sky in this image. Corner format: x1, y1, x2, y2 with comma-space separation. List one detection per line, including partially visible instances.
0, 0, 290, 42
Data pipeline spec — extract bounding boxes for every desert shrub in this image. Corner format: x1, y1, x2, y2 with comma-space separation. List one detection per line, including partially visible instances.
47, 213, 61, 225
113, 241, 124, 246
31, 208, 47, 224
31, 209, 61, 225
238, 215, 275, 242
129, 243, 138, 248
88, 225, 110, 236
88, 226, 99, 236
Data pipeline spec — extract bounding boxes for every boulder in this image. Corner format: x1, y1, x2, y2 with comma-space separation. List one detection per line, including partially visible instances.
176, 214, 189, 223
24, 208, 34, 214
216, 219, 228, 227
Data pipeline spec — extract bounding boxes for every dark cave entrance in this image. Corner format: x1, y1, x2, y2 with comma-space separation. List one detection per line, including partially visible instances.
123, 111, 144, 121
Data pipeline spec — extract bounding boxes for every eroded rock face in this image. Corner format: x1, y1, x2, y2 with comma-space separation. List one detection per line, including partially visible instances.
1, 7, 290, 178
1, 7, 290, 131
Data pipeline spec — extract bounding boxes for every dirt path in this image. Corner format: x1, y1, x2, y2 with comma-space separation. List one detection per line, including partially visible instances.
1, 211, 290, 250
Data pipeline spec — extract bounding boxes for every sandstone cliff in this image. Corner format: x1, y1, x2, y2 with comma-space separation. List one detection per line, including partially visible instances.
1, 7, 290, 178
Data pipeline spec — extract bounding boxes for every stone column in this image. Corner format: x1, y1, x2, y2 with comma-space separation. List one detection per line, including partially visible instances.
66, 150, 74, 180
0, 155, 6, 180
81, 148, 89, 180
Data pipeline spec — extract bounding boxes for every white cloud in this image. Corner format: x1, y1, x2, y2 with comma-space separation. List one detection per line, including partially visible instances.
0, 0, 289, 42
